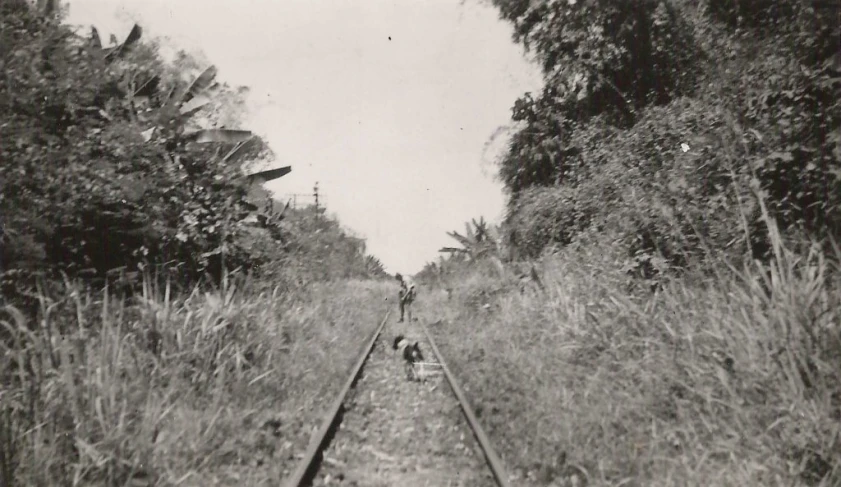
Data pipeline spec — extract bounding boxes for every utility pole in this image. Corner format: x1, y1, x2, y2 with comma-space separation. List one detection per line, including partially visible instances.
314, 182, 320, 221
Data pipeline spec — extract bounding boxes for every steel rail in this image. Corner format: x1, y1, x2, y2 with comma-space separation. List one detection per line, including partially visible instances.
419, 321, 512, 487
281, 311, 390, 487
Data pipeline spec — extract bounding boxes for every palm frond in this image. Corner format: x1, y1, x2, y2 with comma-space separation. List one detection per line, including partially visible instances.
183, 129, 253, 144
90, 26, 102, 49
245, 166, 292, 184
439, 247, 468, 254
105, 24, 142, 62
181, 65, 218, 104
446, 231, 473, 249
133, 75, 160, 98
178, 94, 211, 117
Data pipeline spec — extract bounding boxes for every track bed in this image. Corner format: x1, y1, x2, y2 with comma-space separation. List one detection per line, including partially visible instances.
309, 320, 495, 486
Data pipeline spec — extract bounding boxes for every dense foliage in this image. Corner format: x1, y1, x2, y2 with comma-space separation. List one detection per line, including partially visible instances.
0, 1, 385, 301
491, 0, 841, 272
2, 2, 258, 282
274, 203, 391, 283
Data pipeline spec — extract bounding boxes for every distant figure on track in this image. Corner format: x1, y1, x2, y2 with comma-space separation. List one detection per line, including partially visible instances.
395, 273, 416, 323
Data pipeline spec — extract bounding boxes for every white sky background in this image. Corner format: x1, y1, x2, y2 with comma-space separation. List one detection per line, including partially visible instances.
64, 0, 543, 275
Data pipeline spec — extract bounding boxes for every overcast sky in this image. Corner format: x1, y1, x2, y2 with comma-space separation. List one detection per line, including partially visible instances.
65, 0, 543, 275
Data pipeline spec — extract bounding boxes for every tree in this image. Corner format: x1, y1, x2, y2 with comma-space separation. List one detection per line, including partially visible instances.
0, 1, 290, 290
439, 217, 500, 261
490, 0, 840, 265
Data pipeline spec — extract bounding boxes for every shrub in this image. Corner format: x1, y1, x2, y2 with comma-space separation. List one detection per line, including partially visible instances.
0, 1, 283, 292
493, 0, 840, 271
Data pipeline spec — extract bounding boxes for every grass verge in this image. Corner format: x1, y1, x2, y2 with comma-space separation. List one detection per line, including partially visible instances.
420, 229, 841, 486
1, 275, 392, 486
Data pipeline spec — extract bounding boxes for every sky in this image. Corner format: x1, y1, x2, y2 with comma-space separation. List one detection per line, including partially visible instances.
64, 0, 543, 275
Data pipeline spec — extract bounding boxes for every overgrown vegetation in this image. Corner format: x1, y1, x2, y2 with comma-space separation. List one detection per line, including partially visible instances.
4, 0, 839, 484
3, 3, 258, 287
422, 221, 841, 485
272, 199, 392, 284
1, 2, 390, 485
0, 1, 386, 296
0, 273, 391, 485
493, 0, 839, 271
415, 0, 841, 485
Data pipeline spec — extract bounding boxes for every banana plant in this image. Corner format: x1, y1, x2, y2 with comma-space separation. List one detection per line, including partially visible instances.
137, 64, 254, 149
83, 21, 293, 241
245, 166, 292, 185
439, 217, 498, 261
80, 23, 278, 174
35, 0, 56, 17
86, 24, 143, 64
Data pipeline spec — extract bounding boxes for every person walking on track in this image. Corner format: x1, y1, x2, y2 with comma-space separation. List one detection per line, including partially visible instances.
395, 273, 416, 323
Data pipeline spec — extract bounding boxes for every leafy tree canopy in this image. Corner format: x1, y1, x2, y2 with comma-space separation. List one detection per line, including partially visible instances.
491, 0, 840, 270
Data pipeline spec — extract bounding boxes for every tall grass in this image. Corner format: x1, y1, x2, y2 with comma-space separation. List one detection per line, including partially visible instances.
422, 214, 841, 485
0, 273, 391, 486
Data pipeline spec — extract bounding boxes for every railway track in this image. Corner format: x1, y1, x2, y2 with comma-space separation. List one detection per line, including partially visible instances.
282, 312, 511, 487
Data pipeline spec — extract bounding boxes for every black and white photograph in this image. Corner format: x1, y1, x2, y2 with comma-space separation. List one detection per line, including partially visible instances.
1, 0, 839, 485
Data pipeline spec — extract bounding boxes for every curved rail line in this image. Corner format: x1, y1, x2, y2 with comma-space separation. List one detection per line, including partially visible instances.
282, 312, 511, 487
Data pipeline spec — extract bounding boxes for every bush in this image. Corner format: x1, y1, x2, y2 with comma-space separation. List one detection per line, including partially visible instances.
494, 0, 840, 272
423, 219, 841, 485
0, 273, 394, 485
0, 2, 282, 291
505, 186, 580, 259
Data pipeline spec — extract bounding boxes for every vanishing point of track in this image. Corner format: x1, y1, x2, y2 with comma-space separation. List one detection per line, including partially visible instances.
282, 311, 511, 487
